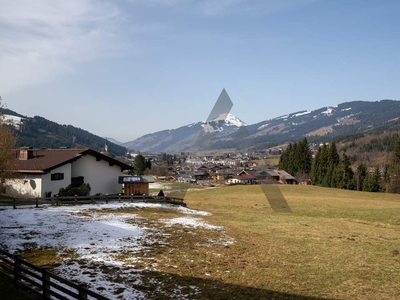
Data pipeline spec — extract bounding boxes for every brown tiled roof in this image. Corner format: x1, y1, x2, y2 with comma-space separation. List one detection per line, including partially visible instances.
231, 174, 257, 180
12, 148, 132, 173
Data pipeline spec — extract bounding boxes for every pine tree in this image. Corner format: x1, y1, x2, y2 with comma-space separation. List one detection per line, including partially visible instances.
132, 154, 147, 175
363, 167, 381, 192
296, 138, 312, 175
279, 138, 312, 177
334, 153, 355, 190
310, 144, 328, 185
355, 162, 368, 191
323, 142, 340, 187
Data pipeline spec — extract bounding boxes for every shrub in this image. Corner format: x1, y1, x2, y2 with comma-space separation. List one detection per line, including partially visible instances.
58, 183, 91, 196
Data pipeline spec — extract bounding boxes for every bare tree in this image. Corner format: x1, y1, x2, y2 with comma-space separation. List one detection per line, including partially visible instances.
0, 98, 18, 192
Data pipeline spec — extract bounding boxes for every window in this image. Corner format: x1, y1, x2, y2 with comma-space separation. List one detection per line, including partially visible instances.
71, 176, 84, 187
51, 173, 64, 181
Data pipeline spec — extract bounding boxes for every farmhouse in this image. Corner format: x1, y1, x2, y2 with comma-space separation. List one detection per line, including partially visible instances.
6, 148, 132, 198
265, 169, 297, 184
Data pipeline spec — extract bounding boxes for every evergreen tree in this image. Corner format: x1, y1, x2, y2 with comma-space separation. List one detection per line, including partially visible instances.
310, 144, 328, 185
279, 138, 312, 177
383, 164, 390, 191
132, 154, 147, 175
296, 137, 313, 174
355, 162, 368, 191
363, 167, 381, 192
323, 142, 340, 187
279, 143, 292, 173
333, 153, 355, 190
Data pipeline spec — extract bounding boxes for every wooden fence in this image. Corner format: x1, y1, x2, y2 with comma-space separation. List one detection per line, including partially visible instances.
0, 194, 186, 209
0, 249, 109, 300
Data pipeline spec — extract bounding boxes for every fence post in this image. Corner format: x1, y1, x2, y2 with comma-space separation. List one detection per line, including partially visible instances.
56, 194, 59, 206
91, 194, 95, 204
13, 198, 16, 209
105, 193, 109, 204
74, 194, 78, 205
36, 197, 39, 208
13, 254, 21, 287
78, 283, 88, 300
118, 194, 121, 203
42, 267, 51, 299
131, 194, 133, 203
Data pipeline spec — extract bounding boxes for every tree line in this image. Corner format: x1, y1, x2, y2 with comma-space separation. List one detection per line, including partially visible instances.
279, 137, 400, 193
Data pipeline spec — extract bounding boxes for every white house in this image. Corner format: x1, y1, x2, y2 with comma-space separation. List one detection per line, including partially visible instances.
227, 170, 257, 185
6, 148, 132, 198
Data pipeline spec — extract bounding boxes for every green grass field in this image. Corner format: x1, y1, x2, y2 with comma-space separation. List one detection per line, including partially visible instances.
3, 185, 400, 299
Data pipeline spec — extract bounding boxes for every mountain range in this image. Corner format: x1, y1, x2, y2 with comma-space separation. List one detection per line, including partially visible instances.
4, 99, 400, 155
122, 99, 400, 153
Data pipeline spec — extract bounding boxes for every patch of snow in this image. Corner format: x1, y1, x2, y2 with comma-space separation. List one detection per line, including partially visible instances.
274, 115, 288, 120
341, 107, 352, 111
0, 203, 228, 299
291, 111, 310, 118
321, 107, 334, 116
223, 113, 246, 127
201, 122, 223, 133
162, 217, 221, 229
149, 182, 171, 190
257, 123, 269, 130
3, 114, 24, 129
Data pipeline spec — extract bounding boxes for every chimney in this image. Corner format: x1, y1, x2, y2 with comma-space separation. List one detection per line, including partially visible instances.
19, 147, 34, 160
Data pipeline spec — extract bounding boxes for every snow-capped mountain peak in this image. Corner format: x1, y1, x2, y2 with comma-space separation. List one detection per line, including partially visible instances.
208, 113, 246, 126
201, 113, 246, 133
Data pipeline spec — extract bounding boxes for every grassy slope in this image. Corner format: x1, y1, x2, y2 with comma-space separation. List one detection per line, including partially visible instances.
179, 185, 400, 300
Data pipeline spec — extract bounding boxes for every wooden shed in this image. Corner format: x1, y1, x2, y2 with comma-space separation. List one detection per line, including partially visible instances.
118, 176, 155, 196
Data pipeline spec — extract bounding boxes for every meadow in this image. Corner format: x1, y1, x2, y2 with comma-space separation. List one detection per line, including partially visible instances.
166, 185, 400, 299
2, 185, 400, 299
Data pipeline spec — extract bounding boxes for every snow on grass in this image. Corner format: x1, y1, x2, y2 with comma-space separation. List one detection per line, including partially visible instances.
0, 202, 228, 299
161, 217, 222, 229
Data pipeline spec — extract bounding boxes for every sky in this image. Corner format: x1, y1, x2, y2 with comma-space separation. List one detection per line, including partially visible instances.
1, 0, 400, 142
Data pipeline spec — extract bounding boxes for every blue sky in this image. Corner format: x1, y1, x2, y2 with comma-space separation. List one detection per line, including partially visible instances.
1, 0, 400, 142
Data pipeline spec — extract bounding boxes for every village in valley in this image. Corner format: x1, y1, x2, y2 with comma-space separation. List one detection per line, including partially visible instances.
129, 149, 299, 188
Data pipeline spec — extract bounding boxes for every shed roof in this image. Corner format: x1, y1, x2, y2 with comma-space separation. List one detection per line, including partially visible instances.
118, 176, 155, 184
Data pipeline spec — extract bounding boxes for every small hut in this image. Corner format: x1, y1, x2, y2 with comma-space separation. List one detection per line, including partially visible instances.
118, 175, 155, 196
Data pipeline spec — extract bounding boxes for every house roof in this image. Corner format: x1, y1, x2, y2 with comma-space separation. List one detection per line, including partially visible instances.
12, 148, 132, 173
231, 174, 257, 180
265, 169, 296, 180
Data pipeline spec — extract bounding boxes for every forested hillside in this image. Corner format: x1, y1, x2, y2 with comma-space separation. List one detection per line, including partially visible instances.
2, 109, 126, 156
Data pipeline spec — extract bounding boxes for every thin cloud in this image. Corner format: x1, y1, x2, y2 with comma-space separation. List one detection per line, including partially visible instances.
0, 0, 124, 93
128, 0, 318, 16
199, 0, 319, 16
